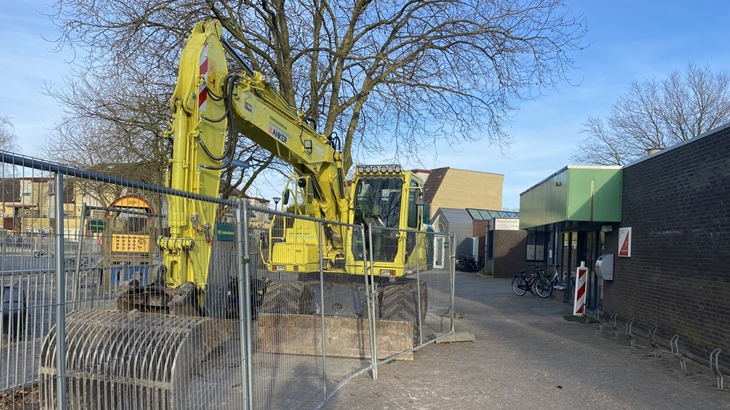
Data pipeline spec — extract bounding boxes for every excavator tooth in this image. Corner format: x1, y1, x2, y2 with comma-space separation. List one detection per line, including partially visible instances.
39, 309, 231, 410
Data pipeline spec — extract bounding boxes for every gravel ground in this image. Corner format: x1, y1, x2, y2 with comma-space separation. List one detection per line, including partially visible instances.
324, 273, 729, 410
4, 272, 728, 410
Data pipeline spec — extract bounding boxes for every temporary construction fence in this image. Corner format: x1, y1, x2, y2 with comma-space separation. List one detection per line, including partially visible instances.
0, 151, 456, 410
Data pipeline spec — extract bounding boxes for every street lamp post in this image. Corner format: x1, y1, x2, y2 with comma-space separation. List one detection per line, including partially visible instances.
272, 197, 280, 211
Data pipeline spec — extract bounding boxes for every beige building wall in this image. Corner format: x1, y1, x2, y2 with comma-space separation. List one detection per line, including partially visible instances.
429, 169, 503, 218
9, 178, 118, 237
245, 196, 271, 227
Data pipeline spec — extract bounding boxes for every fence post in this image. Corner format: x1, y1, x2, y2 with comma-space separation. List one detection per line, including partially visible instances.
415, 229, 423, 346
450, 233, 456, 334
318, 222, 328, 398
366, 223, 379, 379
54, 172, 68, 410
235, 200, 252, 410
71, 203, 88, 310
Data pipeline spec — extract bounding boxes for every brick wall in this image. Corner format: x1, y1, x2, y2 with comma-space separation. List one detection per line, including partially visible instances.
492, 230, 528, 278
604, 124, 730, 370
473, 220, 488, 264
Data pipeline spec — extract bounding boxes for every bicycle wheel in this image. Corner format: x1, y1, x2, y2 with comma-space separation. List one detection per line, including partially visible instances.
511, 276, 528, 296
534, 277, 553, 298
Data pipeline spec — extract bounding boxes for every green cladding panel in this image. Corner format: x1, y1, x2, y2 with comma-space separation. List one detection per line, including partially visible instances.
519, 166, 622, 229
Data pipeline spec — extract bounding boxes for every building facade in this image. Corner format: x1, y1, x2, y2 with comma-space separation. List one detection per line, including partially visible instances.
519, 166, 623, 306
0, 177, 94, 238
484, 217, 527, 278
519, 124, 730, 371
602, 124, 730, 370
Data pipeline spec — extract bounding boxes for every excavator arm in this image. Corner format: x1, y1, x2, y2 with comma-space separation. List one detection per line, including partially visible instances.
188, 21, 348, 223
160, 19, 350, 287
226, 69, 348, 221
158, 20, 229, 293
164, 20, 351, 275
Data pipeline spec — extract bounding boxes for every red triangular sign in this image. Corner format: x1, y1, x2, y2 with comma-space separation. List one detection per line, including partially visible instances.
619, 235, 629, 256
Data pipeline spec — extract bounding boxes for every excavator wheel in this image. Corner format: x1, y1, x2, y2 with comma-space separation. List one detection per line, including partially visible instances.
379, 278, 427, 324
259, 281, 310, 314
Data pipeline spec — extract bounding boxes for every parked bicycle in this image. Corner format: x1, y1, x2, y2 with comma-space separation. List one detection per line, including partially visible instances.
455, 254, 478, 272
545, 264, 560, 285
511, 264, 553, 298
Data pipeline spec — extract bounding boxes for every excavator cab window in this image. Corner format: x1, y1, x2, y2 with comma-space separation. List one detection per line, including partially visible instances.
405, 183, 422, 257
352, 177, 403, 262
407, 184, 422, 229
353, 177, 402, 229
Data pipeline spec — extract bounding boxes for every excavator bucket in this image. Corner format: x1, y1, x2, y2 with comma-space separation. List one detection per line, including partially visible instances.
256, 314, 414, 360
38, 309, 231, 410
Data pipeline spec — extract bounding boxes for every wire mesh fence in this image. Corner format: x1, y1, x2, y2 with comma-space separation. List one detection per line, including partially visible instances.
0, 151, 456, 410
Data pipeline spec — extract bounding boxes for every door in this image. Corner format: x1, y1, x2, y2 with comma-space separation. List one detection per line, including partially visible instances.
434, 235, 445, 269
563, 230, 604, 312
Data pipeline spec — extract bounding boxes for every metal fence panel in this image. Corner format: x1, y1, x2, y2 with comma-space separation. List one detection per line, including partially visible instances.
0, 152, 456, 410
248, 210, 372, 410
365, 226, 455, 364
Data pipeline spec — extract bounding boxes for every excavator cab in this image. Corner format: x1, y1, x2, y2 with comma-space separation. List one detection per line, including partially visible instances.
348, 164, 432, 275
352, 176, 403, 262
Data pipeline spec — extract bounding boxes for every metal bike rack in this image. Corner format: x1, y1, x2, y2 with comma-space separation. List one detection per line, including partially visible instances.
710, 348, 724, 389
648, 325, 659, 358
625, 318, 635, 347
594, 308, 605, 331
610, 312, 619, 339
670, 334, 687, 372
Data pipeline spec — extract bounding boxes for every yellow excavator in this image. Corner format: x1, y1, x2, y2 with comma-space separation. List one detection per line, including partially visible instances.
40, 19, 432, 409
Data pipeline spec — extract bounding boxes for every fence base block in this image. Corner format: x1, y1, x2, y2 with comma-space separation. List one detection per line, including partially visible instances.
256, 314, 414, 360
435, 332, 475, 343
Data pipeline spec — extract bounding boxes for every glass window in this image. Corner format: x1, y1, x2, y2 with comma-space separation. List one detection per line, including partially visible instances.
526, 227, 547, 262
353, 177, 402, 229
407, 183, 419, 229
352, 177, 403, 262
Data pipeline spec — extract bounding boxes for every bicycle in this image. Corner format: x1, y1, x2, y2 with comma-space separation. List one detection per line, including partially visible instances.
455, 254, 478, 272
546, 264, 560, 285
511, 264, 553, 298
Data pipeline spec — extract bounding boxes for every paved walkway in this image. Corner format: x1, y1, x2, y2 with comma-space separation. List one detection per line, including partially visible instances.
324, 273, 729, 410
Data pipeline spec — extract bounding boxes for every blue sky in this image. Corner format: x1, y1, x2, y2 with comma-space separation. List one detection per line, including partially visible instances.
2, 1, 730, 209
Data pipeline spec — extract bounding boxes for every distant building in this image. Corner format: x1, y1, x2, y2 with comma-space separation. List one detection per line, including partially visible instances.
431, 207, 520, 275
0, 177, 97, 237
431, 208, 475, 258
423, 168, 503, 219
243, 195, 271, 227
480, 212, 523, 278
519, 165, 622, 304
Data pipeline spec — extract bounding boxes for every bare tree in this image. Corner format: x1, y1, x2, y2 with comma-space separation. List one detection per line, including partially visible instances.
574, 63, 730, 165
47, 0, 586, 193
0, 116, 18, 152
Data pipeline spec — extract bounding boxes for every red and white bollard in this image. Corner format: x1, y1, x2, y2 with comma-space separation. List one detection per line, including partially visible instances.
573, 261, 588, 316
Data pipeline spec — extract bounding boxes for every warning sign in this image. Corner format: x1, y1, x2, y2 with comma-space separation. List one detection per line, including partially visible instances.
618, 227, 631, 258
112, 234, 150, 254
573, 262, 588, 316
